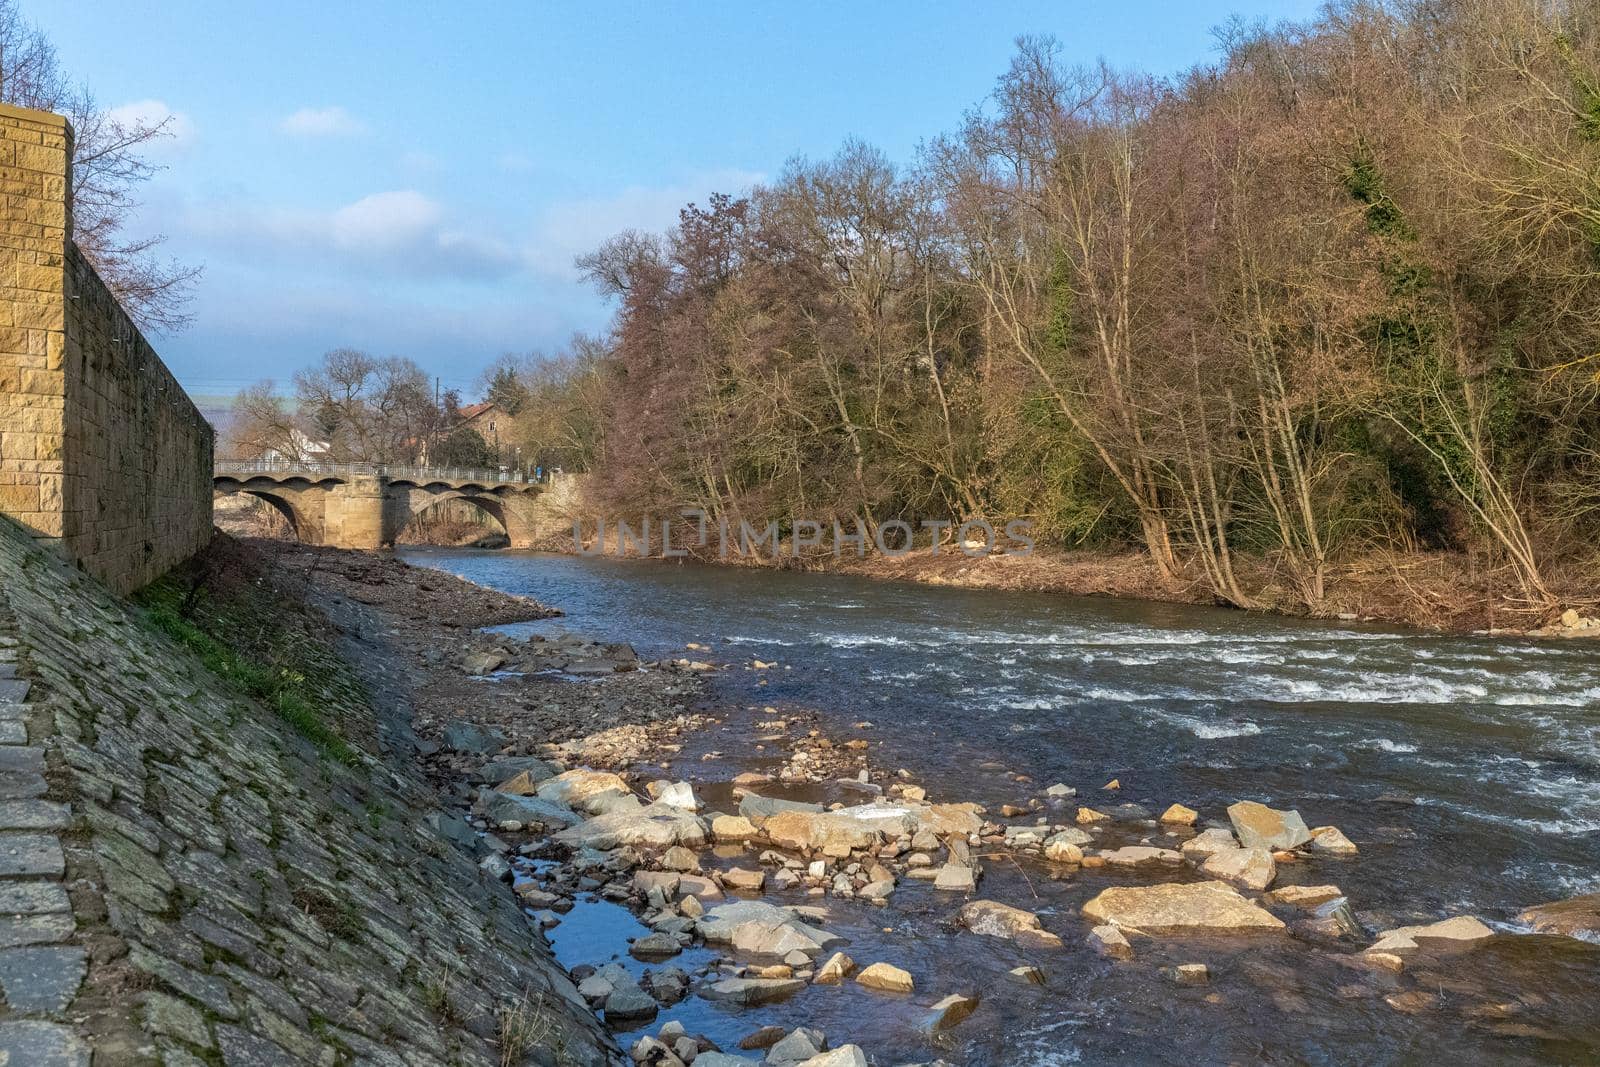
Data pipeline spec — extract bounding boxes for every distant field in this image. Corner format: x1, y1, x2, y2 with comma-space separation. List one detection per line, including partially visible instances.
185, 394, 236, 426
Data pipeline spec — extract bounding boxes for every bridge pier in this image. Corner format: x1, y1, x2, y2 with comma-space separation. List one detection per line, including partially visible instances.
323, 475, 387, 550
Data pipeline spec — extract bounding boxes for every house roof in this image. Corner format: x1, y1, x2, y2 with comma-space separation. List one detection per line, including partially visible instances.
458, 402, 499, 421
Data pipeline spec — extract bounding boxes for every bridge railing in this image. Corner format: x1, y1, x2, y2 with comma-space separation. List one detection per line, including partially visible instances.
215, 459, 532, 484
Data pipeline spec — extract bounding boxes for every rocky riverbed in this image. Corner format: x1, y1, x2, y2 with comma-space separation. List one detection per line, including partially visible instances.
282, 541, 1600, 1065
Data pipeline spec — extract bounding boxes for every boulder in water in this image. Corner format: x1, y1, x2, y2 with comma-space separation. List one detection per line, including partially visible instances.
855, 962, 914, 993
1516, 893, 1600, 940
924, 992, 980, 1032
1101, 845, 1183, 869
553, 803, 707, 849
475, 755, 557, 784
461, 650, 506, 676
1366, 915, 1494, 955
697, 900, 846, 959
958, 900, 1063, 948
1228, 801, 1312, 850
712, 814, 757, 841
701, 977, 806, 1005
1087, 924, 1133, 959
738, 793, 824, 827
1160, 803, 1199, 826
1181, 827, 1238, 861
537, 768, 634, 813
1081, 881, 1286, 935
1200, 846, 1276, 891
474, 791, 579, 830
1265, 884, 1344, 908
813, 951, 854, 984
1307, 825, 1359, 855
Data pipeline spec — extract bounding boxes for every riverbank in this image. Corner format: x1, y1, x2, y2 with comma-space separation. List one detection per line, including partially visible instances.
532, 531, 1600, 638
257, 538, 1600, 1063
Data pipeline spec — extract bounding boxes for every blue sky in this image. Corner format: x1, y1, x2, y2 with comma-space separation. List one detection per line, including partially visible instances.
36, 1, 1324, 398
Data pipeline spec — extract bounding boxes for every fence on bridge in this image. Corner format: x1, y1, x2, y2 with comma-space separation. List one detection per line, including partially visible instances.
214, 459, 534, 485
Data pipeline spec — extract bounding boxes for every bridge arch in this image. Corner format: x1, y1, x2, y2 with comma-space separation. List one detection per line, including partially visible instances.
213, 477, 329, 544
396, 490, 506, 542
393, 487, 538, 548
238, 490, 301, 539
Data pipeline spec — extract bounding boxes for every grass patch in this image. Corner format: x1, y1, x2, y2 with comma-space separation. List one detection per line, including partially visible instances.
134, 542, 364, 766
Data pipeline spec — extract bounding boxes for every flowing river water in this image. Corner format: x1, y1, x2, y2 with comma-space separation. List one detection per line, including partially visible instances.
400, 548, 1600, 1065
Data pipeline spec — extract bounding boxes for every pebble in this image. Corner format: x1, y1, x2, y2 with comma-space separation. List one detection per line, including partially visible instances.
1088, 924, 1134, 960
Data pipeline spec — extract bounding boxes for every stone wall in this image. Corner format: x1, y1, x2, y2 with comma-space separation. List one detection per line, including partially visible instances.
0, 102, 212, 593
0, 513, 611, 1065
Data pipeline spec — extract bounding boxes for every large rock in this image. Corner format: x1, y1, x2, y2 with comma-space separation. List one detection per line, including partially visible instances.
442, 721, 505, 754
538, 769, 634, 814
765, 1028, 825, 1064
474, 755, 558, 784
1367, 915, 1494, 955
712, 814, 757, 842
762, 810, 882, 857
958, 900, 1063, 948
813, 951, 854, 984
1081, 881, 1286, 935
855, 961, 914, 993
932, 863, 977, 892
553, 802, 707, 850
1265, 884, 1344, 909
474, 791, 580, 830
697, 900, 846, 960
1227, 801, 1311, 851
653, 781, 698, 810
738, 794, 823, 827
924, 993, 979, 1032
629, 932, 682, 959
701, 977, 805, 1006
1100, 846, 1182, 869
1180, 827, 1238, 861
797, 1048, 868, 1067
1087, 924, 1133, 959
632, 870, 722, 902
1308, 825, 1359, 855
1043, 838, 1083, 864
914, 803, 985, 838
1517, 893, 1600, 940
1159, 803, 1199, 826
602, 977, 658, 1023
1200, 846, 1276, 891
462, 651, 507, 676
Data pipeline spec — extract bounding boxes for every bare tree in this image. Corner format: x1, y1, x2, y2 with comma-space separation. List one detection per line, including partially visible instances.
293, 349, 439, 464
223, 382, 309, 462
0, 0, 199, 330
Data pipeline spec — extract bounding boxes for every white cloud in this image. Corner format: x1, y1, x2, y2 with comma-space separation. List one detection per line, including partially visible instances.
279, 106, 365, 138
330, 190, 442, 249
106, 99, 196, 151
183, 188, 520, 280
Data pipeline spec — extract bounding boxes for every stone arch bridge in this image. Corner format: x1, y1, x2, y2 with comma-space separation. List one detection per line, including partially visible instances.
214, 461, 550, 549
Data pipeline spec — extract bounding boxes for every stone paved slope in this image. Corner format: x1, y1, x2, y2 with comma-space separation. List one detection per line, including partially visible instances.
0, 516, 612, 1066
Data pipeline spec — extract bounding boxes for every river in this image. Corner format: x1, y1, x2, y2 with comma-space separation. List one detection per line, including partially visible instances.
401, 547, 1600, 1065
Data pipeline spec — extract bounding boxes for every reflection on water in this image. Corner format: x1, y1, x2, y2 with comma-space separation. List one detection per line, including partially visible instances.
402, 548, 1600, 1064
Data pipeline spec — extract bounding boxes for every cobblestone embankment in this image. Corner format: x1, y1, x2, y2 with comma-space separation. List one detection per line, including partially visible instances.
0, 515, 613, 1066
